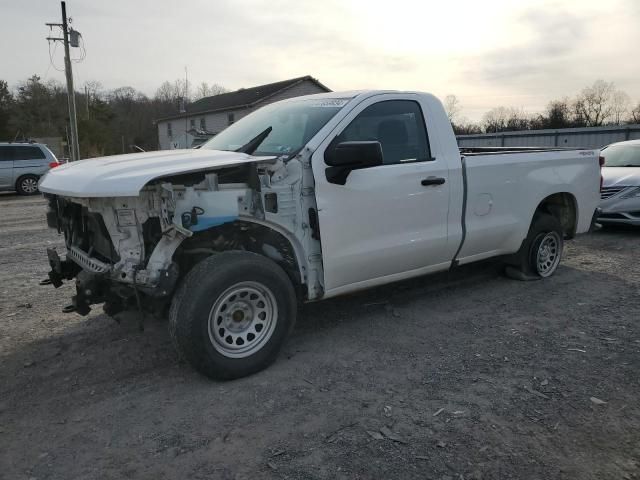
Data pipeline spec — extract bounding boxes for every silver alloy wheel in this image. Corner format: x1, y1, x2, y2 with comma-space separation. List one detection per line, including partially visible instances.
20, 177, 38, 194
208, 281, 278, 358
535, 231, 562, 277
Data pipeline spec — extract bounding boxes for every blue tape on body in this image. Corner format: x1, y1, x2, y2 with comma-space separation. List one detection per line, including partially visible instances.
189, 216, 237, 232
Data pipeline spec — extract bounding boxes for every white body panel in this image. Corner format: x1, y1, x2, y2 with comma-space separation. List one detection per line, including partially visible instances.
457, 150, 600, 263
311, 93, 459, 295
310, 92, 600, 297
39, 149, 275, 197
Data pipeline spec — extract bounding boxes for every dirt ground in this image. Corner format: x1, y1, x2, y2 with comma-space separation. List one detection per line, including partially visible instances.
0, 192, 639, 480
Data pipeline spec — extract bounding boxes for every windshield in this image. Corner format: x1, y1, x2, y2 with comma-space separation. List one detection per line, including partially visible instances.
602, 144, 640, 167
201, 98, 349, 156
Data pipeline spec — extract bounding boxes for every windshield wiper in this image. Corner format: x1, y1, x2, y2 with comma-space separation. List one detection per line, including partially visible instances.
235, 126, 272, 155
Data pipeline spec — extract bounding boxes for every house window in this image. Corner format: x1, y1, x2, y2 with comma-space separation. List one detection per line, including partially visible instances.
228, 113, 235, 125
167, 122, 172, 137
190, 118, 196, 128
200, 117, 206, 130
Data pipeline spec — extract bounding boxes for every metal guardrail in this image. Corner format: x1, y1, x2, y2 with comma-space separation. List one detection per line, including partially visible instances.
457, 124, 640, 149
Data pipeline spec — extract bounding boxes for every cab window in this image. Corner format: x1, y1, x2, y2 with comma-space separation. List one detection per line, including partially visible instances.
337, 100, 431, 165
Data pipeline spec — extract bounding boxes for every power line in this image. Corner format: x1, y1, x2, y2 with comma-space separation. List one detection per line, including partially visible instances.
47, 40, 65, 72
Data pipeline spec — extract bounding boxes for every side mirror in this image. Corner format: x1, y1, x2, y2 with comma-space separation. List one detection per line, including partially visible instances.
324, 141, 383, 184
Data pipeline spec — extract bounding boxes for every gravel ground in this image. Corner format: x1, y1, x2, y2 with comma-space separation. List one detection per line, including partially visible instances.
0, 193, 639, 480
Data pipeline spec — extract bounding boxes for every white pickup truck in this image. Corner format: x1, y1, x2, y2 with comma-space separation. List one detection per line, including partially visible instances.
39, 91, 601, 379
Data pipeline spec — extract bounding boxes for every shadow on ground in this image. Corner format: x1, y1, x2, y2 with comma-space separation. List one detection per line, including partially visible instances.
1, 254, 639, 479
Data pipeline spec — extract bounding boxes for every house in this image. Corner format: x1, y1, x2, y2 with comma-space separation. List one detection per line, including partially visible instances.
155, 75, 331, 150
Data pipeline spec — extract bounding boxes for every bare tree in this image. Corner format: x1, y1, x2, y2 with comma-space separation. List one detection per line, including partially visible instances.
505, 108, 529, 131
84, 80, 103, 100
483, 107, 508, 133
155, 81, 174, 103
443, 94, 461, 123
155, 80, 184, 104
109, 86, 140, 103
572, 80, 616, 127
630, 103, 640, 123
611, 90, 631, 125
482, 106, 529, 133
193, 82, 228, 101
452, 117, 482, 135
81, 80, 104, 119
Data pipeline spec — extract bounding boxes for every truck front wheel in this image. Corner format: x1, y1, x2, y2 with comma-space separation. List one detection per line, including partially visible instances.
506, 213, 564, 280
169, 251, 297, 380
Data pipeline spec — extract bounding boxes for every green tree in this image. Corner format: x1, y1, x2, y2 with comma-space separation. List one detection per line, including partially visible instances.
13, 75, 67, 139
0, 80, 14, 140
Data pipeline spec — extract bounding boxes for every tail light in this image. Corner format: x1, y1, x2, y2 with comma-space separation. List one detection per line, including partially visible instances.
599, 155, 605, 192
48, 162, 61, 169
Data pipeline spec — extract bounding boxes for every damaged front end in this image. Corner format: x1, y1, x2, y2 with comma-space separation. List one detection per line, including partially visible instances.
41, 150, 325, 320
43, 169, 259, 318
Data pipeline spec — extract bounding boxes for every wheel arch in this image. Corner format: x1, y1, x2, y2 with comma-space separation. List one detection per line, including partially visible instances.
532, 192, 578, 239
175, 218, 308, 297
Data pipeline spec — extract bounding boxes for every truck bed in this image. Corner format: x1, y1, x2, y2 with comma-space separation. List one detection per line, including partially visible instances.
454, 147, 600, 264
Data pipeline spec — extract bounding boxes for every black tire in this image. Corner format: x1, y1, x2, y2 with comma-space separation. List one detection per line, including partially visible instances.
16, 175, 40, 195
169, 251, 297, 380
506, 213, 564, 280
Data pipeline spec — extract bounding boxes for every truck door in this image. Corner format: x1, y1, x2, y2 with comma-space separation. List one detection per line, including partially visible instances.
0, 146, 15, 189
312, 96, 451, 295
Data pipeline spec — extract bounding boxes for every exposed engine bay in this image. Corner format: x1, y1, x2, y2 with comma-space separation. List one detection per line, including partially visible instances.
43, 155, 324, 319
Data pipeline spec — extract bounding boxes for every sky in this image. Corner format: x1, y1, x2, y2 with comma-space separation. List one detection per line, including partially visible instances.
2, 0, 639, 121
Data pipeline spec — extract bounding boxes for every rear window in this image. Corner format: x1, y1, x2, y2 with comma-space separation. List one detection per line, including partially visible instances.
14, 146, 46, 160
0, 145, 47, 161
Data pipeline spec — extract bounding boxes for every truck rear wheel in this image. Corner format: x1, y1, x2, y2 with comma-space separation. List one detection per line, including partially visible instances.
169, 251, 297, 380
505, 213, 564, 280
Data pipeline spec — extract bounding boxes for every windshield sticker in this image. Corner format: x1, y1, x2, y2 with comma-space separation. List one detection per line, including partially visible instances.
307, 99, 349, 108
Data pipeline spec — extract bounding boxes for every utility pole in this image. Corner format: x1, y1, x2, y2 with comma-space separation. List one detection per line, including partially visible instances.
46, 2, 80, 161
60, 2, 80, 161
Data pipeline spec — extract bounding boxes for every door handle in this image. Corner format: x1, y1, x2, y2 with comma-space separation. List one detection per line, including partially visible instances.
421, 176, 446, 186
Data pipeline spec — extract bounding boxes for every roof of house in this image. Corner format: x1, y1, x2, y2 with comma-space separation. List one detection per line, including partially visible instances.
156, 75, 331, 122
